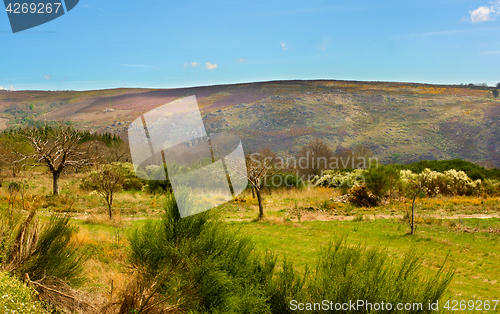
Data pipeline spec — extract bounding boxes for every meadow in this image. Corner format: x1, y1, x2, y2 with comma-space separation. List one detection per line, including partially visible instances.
0, 170, 498, 313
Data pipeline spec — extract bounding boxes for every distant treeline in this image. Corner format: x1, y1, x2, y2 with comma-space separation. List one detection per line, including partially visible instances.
2, 126, 123, 147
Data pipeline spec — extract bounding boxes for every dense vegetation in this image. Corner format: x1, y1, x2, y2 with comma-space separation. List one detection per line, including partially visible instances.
0, 126, 496, 313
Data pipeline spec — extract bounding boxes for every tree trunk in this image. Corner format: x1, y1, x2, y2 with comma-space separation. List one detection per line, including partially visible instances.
411, 190, 418, 235
256, 188, 264, 220
108, 194, 113, 219
52, 171, 61, 195
251, 185, 256, 198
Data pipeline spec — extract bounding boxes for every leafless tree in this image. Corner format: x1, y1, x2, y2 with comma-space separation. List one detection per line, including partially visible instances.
296, 138, 333, 176
334, 144, 375, 170
86, 164, 125, 219
245, 150, 277, 220
16, 123, 97, 195
222, 147, 277, 220
405, 171, 431, 235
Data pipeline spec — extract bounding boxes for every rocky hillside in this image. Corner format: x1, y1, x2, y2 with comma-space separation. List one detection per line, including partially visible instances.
0, 80, 499, 167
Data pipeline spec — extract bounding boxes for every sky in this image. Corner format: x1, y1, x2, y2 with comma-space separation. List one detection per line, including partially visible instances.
1, 0, 500, 91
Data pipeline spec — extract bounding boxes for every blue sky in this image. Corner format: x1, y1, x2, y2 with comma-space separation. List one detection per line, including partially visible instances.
1, 0, 500, 91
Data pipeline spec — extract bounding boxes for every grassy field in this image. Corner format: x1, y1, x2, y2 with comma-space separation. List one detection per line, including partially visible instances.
1, 171, 499, 312
226, 219, 500, 301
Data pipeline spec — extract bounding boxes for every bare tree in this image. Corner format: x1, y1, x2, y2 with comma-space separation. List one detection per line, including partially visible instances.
245, 151, 277, 220
16, 124, 96, 195
86, 164, 125, 219
223, 146, 277, 220
405, 171, 430, 235
296, 138, 333, 177
334, 144, 375, 170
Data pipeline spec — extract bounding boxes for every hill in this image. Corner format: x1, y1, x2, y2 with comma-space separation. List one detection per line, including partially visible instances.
1, 80, 499, 167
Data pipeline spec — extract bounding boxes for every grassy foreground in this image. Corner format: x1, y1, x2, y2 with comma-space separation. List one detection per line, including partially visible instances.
226, 218, 499, 302
0, 172, 498, 312
71, 212, 499, 311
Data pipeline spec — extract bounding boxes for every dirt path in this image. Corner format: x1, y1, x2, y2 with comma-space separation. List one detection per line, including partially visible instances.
54, 210, 500, 224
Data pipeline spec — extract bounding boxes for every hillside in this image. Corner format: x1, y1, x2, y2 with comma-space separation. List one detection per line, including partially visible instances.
1, 80, 499, 167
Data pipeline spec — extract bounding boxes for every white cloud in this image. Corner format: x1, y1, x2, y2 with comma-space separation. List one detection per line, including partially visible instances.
43, 74, 52, 80
206, 62, 218, 70
235, 58, 247, 62
469, 1, 500, 22
191, 61, 200, 67
281, 42, 288, 50
0, 85, 15, 91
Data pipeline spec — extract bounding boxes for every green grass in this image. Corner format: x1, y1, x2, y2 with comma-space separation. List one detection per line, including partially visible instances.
226, 218, 500, 303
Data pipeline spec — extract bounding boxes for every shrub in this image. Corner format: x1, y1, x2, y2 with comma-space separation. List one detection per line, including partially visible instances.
0, 271, 48, 314
122, 193, 274, 313
312, 169, 365, 190
114, 162, 145, 191
307, 240, 454, 313
363, 165, 394, 198
398, 159, 500, 181
16, 216, 87, 286
481, 179, 500, 196
349, 184, 379, 207
0, 210, 90, 313
400, 168, 482, 197
142, 165, 172, 194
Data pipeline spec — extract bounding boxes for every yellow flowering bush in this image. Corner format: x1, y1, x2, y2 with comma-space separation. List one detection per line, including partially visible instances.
312, 169, 365, 188
400, 168, 482, 196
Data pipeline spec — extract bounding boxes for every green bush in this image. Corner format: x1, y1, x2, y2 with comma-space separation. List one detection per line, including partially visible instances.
142, 165, 172, 194
0, 271, 48, 314
17, 216, 87, 286
124, 193, 273, 313
397, 159, 500, 181
364, 166, 390, 198
306, 240, 454, 313
0, 210, 89, 313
